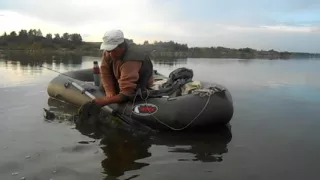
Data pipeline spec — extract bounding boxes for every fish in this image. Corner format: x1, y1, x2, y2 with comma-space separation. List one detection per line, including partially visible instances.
43, 108, 76, 122
43, 108, 55, 120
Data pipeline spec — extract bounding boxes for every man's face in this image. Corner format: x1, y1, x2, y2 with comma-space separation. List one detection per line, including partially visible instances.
107, 47, 125, 60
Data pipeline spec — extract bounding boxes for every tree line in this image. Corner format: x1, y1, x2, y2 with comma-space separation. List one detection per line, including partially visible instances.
0, 29, 83, 50
142, 40, 188, 51
0, 28, 318, 59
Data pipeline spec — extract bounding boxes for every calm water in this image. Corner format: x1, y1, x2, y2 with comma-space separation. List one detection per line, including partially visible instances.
1, 53, 320, 180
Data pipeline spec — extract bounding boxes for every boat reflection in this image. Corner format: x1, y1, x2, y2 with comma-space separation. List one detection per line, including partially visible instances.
46, 97, 232, 179
152, 125, 232, 162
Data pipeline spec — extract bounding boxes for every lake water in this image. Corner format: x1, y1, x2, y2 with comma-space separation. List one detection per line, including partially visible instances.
1, 53, 320, 180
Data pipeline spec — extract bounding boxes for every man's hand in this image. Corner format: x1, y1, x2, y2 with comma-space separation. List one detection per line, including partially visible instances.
93, 94, 124, 107
94, 97, 109, 106
106, 92, 117, 98
75, 94, 125, 127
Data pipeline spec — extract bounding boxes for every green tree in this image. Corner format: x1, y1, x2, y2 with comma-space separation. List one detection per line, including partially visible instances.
54, 33, 60, 39
46, 33, 53, 40
62, 33, 70, 40
18, 29, 28, 37
28, 29, 37, 36
36, 29, 43, 37
70, 33, 82, 44
10, 31, 17, 37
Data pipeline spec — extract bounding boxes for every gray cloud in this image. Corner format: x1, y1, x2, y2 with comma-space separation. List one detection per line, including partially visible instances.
283, 0, 320, 12
1, 0, 320, 53
0, 0, 318, 25
132, 21, 320, 53
311, 28, 320, 32
280, 21, 319, 27
0, 0, 180, 27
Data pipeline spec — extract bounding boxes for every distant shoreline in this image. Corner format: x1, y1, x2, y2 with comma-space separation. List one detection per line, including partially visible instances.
1, 28, 319, 60
1, 48, 319, 60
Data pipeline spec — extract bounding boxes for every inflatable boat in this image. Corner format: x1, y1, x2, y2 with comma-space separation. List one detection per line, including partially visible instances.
46, 67, 234, 132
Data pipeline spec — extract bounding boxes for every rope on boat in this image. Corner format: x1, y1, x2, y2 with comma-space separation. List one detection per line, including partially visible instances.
125, 86, 224, 131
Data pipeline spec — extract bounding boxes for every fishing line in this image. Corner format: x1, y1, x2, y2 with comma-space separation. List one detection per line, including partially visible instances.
39, 64, 77, 80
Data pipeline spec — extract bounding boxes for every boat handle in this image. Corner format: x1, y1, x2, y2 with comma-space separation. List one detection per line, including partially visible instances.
167, 97, 177, 101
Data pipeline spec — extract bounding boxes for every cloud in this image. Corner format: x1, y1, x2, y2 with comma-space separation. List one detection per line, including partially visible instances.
1, 0, 180, 26
0, 0, 320, 53
0, 11, 73, 35
0, 0, 187, 41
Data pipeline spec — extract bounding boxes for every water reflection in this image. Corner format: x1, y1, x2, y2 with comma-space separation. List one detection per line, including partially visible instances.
1, 51, 83, 65
99, 130, 152, 179
154, 125, 232, 163
1, 52, 190, 78
47, 97, 232, 179
237, 59, 254, 64
152, 58, 187, 67
0, 52, 85, 86
1, 51, 83, 74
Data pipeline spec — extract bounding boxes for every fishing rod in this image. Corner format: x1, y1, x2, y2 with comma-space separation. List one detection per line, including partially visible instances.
39, 64, 157, 134
39, 64, 79, 79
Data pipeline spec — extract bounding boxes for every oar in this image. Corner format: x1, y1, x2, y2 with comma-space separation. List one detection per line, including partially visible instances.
68, 79, 157, 134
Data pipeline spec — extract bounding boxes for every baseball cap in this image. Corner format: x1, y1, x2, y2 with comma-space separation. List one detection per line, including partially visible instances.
100, 29, 125, 51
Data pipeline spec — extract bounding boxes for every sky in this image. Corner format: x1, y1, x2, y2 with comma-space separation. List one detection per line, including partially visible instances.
0, 0, 320, 53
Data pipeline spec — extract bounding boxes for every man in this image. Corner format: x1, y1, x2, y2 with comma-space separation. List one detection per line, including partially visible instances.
92, 29, 154, 107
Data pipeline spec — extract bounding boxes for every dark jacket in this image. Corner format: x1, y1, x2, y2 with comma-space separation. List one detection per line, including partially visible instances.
100, 44, 154, 98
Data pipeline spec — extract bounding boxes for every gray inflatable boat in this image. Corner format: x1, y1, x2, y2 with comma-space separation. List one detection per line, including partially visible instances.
46, 68, 234, 131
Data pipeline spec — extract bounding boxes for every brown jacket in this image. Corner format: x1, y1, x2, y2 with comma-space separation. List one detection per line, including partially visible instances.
100, 53, 154, 97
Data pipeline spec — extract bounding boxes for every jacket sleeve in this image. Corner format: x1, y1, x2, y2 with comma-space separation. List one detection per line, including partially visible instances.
118, 61, 143, 96
100, 52, 117, 96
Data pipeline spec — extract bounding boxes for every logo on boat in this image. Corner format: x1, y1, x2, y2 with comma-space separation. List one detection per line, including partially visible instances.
133, 103, 158, 116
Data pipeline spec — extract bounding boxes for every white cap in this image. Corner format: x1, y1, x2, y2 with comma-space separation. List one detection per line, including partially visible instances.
100, 30, 125, 51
